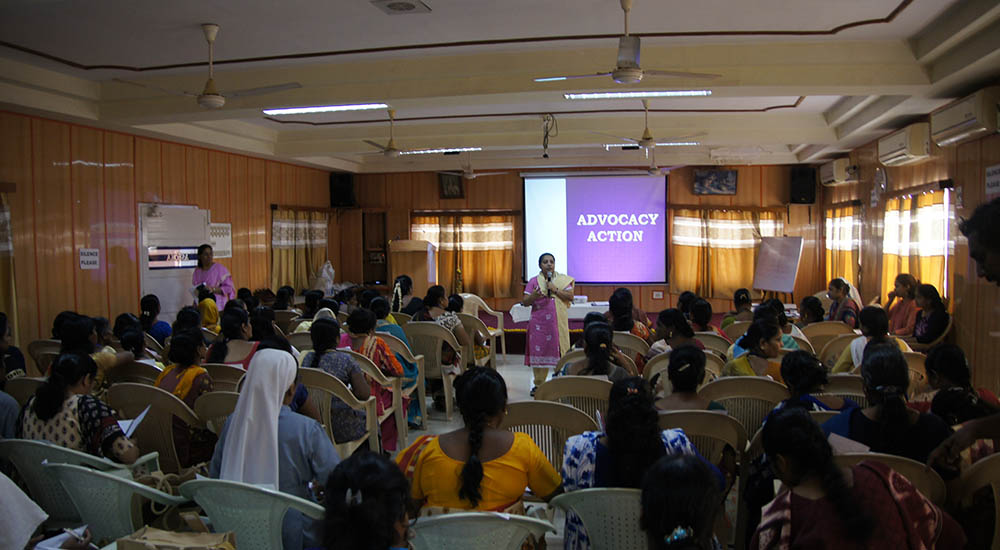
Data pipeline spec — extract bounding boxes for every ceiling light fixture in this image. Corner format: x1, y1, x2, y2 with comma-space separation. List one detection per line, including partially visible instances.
399, 147, 483, 155
262, 103, 388, 115
564, 90, 711, 100
603, 142, 700, 150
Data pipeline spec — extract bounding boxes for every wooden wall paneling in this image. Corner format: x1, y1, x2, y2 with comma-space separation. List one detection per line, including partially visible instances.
103, 132, 138, 319
161, 142, 187, 204
32, 119, 76, 331
228, 154, 250, 292
338, 209, 364, 283
411, 172, 449, 210
134, 138, 161, 203
207, 151, 231, 276
762, 166, 790, 206
972, 134, 1000, 388
264, 161, 282, 285
355, 173, 386, 208
0, 112, 39, 344
184, 147, 209, 209
465, 174, 519, 209
385, 176, 412, 242
951, 140, 982, 365
312, 168, 331, 207
70, 126, 108, 318
668, 168, 697, 204
733, 165, 759, 206
280, 163, 296, 205
246, 158, 268, 290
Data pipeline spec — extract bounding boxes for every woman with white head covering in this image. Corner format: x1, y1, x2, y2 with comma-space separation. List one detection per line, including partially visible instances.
210, 348, 340, 549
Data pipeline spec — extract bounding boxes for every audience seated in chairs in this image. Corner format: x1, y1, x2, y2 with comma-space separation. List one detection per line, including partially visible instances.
139, 294, 172, 348
293, 298, 339, 334
58, 313, 133, 392
172, 306, 202, 335
910, 283, 950, 346
206, 308, 259, 370
18, 353, 139, 464
155, 328, 216, 467
210, 348, 340, 550
722, 319, 782, 379
371, 296, 422, 427
606, 288, 652, 371
649, 308, 704, 359
795, 295, 825, 330
824, 277, 861, 329
119, 328, 163, 369
689, 298, 731, 342
392, 274, 424, 316
909, 344, 1000, 418
562, 376, 717, 550
654, 346, 725, 412
197, 288, 221, 333
774, 350, 857, 413
342, 308, 408, 452
884, 273, 919, 337
831, 306, 910, 374
641, 454, 723, 550
755, 407, 964, 549
560, 322, 629, 382
0, 311, 26, 385
300, 318, 371, 444
731, 300, 798, 357
721, 288, 754, 329
396, 367, 562, 512
272, 285, 301, 314
822, 344, 953, 469
322, 451, 411, 550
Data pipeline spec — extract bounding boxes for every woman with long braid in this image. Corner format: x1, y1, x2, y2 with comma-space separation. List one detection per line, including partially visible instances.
396, 367, 561, 511
753, 407, 964, 549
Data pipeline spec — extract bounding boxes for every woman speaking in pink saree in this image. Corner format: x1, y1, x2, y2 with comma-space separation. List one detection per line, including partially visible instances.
523, 252, 574, 393
192, 244, 235, 311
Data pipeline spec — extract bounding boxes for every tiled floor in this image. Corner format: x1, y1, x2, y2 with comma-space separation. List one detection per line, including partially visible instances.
399, 354, 568, 546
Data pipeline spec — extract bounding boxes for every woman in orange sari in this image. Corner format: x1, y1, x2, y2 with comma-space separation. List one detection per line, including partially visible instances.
607, 287, 651, 372
345, 308, 407, 451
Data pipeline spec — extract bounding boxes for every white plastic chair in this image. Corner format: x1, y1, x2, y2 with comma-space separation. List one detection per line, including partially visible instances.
411, 512, 555, 550
4, 376, 45, 407
287, 331, 313, 351
0, 439, 159, 528
458, 312, 498, 369
298, 366, 379, 457
460, 293, 507, 361
202, 362, 246, 393
44, 462, 186, 546
550, 488, 644, 550
180, 478, 326, 550
403, 321, 465, 420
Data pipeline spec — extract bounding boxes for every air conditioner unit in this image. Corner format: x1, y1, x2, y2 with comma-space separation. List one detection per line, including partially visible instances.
930, 86, 999, 147
819, 158, 858, 186
878, 122, 930, 166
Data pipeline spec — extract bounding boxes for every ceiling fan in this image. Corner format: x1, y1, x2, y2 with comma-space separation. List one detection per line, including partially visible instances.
439, 152, 509, 180
593, 99, 705, 150
363, 108, 402, 158
534, 0, 720, 84
114, 23, 301, 109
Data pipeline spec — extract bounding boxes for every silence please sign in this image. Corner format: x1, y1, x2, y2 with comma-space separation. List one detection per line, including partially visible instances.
79, 248, 99, 270
986, 163, 1000, 201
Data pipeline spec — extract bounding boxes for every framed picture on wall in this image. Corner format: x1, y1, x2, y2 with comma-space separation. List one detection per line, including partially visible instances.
693, 169, 738, 195
439, 173, 464, 199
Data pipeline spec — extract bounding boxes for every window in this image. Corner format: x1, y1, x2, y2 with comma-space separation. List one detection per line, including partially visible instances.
824, 204, 861, 289
669, 209, 783, 298
880, 190, 951, 302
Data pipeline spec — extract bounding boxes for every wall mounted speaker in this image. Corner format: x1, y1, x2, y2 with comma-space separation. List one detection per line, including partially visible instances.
789, 166, 817, 204
330, 173, 356, 207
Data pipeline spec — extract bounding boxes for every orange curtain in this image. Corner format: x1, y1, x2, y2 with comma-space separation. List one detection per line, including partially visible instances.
411, 214, 515, 298
271, 209, 329, 290
880, 191, 949, 303
669, 208, 782, 299
824, 205, 860, 289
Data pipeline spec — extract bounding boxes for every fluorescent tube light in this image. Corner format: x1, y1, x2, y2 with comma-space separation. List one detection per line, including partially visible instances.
534, 77, 568, 82
399, 147, 483, 155
565, 90, 711, 100
262, 103, 388, 115
603, 142, 700, 150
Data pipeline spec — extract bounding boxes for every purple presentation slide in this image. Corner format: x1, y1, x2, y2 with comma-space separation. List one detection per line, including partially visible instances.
564, 176, 666, 282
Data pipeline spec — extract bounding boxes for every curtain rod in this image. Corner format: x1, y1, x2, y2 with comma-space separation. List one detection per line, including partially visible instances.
271, 204, 348, 213
412, 209, 519, 215
668, 204, 786, 213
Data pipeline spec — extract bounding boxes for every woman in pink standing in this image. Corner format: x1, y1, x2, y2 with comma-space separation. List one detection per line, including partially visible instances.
522, 252, 574, 394
192, 244, 235, 311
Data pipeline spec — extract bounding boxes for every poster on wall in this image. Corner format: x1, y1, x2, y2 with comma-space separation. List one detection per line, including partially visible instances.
986, 163, 1000, 201
210, 223, 232, 258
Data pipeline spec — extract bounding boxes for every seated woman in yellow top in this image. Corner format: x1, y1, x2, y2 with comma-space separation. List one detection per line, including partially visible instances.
832, 306, 911, 373
397, 367, 562, 511
722, 319, 783, 381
